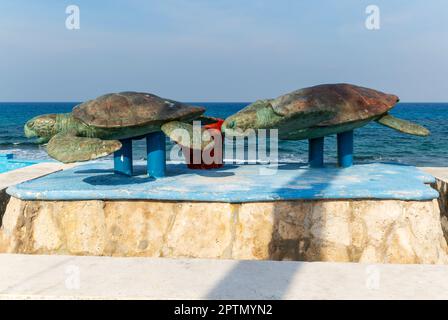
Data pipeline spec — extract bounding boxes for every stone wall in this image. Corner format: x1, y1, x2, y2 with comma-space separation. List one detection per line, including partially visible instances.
0, 189, 10, 223
432, 178, 448, 241
1, 197, 447, 264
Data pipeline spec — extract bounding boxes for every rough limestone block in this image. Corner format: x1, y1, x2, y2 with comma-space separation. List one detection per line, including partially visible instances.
0, 197, 447, 264
103, 201, 177, 257
32, 202, 63, 253
432, 179, 448, 241
232, 200, 448, 264
232, 202, 275, 260
55, 201, 107, 255
161, 202, 234, 259
0, 197, 25, 252
0, 189, 10, 222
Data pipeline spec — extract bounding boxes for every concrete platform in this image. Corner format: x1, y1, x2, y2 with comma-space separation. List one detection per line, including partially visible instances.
1, 253, 448, 300
6, 162, 438, 201
420, 167, 448, 241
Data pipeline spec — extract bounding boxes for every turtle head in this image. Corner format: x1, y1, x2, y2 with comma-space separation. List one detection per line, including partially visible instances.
25, 114, 59, 144
222, 99, 280, 136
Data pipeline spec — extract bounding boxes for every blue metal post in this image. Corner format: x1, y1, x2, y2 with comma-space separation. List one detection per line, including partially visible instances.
308, 137, 324, 168
147, 131, 166, 178
114, 139, 133, 176
337, 130, 354, 168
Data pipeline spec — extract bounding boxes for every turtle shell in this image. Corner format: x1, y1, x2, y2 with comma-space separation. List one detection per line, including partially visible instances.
271, 83, 399, 126
72, 92, 205, 128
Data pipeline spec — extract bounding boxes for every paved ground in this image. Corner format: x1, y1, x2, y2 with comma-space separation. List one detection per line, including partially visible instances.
0, 254, 447, 300
0, 162, 77, 190
420, 167, 448, 183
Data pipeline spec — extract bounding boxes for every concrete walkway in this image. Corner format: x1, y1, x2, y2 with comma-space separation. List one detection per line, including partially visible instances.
0, 253, 447, 300
0, 162, 77, 190
420, 167, 448, 183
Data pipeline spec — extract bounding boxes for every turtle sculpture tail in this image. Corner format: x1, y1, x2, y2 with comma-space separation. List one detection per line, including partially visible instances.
47, 132, 122, 163
375, 114, 430, 136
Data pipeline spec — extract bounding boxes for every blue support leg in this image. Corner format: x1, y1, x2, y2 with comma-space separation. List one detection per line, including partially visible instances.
337, 130, 354, 168
114, 139, 133, 176
308, 137, 324, 168
147, 131, 166, 178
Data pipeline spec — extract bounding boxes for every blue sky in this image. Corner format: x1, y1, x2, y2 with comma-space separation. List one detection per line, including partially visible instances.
0, 0, 447, 102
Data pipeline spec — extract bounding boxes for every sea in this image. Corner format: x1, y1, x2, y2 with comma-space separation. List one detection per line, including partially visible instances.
0, 102, 447, 166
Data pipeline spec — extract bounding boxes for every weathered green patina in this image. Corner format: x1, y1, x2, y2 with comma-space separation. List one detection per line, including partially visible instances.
222, 83, 430, 139
24, 92, 206, 163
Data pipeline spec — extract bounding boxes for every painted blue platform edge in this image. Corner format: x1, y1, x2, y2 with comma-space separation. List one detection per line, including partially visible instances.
7, 162, 438, 202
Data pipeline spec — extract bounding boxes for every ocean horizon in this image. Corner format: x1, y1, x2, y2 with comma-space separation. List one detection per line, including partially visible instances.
1, 102, 447, 166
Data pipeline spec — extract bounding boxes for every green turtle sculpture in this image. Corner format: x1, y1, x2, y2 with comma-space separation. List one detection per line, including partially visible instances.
221, 83, 429, 167
24, 91, 215, 176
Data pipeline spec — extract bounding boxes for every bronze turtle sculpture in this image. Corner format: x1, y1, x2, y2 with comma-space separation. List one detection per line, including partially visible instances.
221, 83, 429, 167
24, 92, 212, 163
222, 83, 429, 139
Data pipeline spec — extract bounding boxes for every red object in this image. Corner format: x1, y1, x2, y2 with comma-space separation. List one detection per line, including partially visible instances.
204, 119, 224, 131
184, 119, 224, 170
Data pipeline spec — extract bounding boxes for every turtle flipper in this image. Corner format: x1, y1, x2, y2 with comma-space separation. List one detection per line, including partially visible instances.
376, 114, 430, 136
161, 121, 215, 150
47, 132, 122, 163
